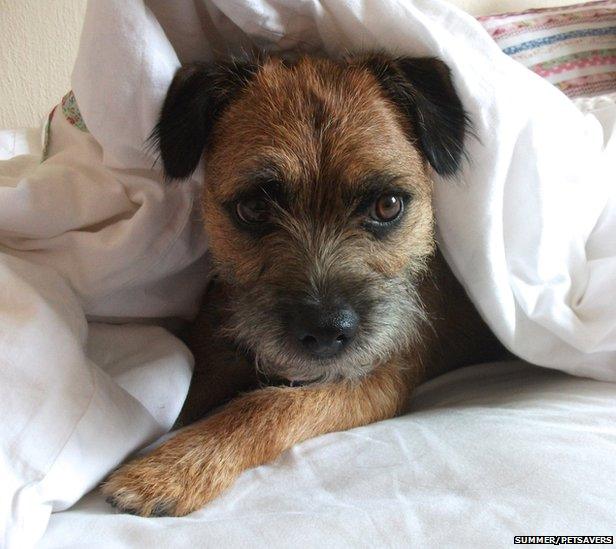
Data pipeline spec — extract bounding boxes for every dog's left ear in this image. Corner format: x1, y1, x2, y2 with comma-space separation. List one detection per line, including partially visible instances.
361, 55, 468, 176
151, 60, 257, 180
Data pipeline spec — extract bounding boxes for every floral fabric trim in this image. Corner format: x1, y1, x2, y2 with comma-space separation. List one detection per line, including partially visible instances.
483, 9, 615, 40
533, 48, 616, 76
556, 70, 616, 95
41, 91, 88, 162
61, 90, 88, 132
479, 1, 616, 98
41, 105, 56, 162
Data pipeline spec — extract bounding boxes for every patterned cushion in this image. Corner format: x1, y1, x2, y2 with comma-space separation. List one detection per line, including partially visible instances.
478, 0, 616, 98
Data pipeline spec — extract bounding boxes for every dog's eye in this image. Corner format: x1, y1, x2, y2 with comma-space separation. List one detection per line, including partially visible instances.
370, 194, 403, 222
236, 198, 270, 224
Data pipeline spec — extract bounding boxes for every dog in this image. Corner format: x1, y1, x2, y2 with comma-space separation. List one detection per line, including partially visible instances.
102, 52, 504, 517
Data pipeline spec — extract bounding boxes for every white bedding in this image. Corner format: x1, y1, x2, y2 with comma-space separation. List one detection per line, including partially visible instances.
1, 0, 615, 547
41, 361, 616, 548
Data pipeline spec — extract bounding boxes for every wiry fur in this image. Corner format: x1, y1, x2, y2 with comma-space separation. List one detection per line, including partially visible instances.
101, 53, 504, 517
197, 54, 440, 383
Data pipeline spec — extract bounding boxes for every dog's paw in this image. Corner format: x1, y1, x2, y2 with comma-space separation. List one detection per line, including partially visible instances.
101, 458, 186, 517
101, 427, 240, 517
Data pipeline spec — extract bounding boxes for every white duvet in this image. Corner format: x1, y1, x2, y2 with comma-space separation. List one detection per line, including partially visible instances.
1, 1, 615, 547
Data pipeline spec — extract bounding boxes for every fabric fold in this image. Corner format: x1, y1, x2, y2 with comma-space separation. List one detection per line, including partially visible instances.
1, 0, 615, 546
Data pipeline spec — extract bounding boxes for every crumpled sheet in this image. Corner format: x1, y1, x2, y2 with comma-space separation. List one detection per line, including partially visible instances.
40, 361, 616, 548
1, 0, 615, 547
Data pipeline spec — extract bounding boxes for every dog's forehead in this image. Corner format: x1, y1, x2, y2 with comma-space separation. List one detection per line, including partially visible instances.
207, 57, 425, 201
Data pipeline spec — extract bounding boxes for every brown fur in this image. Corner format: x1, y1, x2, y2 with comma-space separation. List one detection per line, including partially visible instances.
102, 54, 504, 516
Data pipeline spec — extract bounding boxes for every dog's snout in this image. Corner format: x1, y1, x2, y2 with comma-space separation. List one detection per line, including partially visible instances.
291, 300, 359, 359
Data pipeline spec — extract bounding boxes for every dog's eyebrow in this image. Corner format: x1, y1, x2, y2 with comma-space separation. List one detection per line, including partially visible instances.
350, 172, 410, 210
231, 164, 291, 205
357, 172, 403, 192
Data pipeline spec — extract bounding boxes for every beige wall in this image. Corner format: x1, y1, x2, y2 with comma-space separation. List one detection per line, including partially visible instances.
0, 0, 86, 129
454, 0, 592, 14
0, 0, 591, 129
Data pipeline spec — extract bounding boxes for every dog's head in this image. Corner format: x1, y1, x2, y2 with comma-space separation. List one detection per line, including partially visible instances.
153, 53, 467, 383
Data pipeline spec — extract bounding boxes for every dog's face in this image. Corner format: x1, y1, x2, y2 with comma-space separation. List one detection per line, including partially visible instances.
154, 54, 467, 383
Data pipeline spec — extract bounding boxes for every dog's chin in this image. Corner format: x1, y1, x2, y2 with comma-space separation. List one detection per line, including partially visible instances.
252, 343, 380, 386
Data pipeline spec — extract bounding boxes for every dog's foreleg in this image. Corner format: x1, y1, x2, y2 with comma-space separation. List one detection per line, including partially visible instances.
102, 359, 417, 517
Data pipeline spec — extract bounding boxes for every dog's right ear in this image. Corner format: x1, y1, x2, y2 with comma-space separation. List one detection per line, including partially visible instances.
359, 55, 469, 177
151, 61, 257, 180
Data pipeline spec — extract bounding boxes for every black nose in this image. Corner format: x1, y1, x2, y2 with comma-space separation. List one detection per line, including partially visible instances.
290, 300, 359, 358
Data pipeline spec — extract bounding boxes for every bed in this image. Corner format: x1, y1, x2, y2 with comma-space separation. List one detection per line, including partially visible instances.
1, 0, 615, 547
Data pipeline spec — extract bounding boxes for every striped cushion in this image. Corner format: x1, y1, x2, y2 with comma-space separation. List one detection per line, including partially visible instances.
478, 0, 616, 98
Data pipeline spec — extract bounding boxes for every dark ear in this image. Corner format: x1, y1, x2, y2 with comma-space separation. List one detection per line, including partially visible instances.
361, 55, 469, 176
151, 60, 256, 180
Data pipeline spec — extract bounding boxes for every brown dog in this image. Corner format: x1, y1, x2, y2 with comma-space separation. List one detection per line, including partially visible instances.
102, 53, 504, 517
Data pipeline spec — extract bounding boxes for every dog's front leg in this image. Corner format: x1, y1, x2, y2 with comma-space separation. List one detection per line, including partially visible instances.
102, 359, 417, 516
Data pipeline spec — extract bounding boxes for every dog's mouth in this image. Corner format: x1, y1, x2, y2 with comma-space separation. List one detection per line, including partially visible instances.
256, 370, 322, 388
227, 278, 423, 384
250, 338, 373, 386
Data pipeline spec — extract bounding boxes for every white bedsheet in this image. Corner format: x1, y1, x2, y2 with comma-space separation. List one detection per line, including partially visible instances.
1, 0, 615, 547
40, 361, 616, 548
